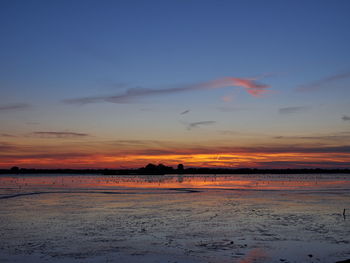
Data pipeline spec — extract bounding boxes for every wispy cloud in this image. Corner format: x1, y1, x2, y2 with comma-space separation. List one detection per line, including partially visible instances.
217, 106, 246, 112
0, 103, 31, 111
0, 142, 17, 152
254, 160, 350, 168
219, 130, 242, 136
63, 76, 271, 105
26, 121, 40, 125
221, 93, 235, 102
273, 131, 350, 141
226, 77, 270, 96
0, 133, 17, 138
279, 106, 309, 114
186, 121, 216, 130
31, 131, 90, 139
180, 109, 190, 115
219, 130, 268, 137
297, 71, 350, 92
342, 115, 350, 121
1, 140, 349, 168
3, 140, 350, 157
0, 152, 92, 160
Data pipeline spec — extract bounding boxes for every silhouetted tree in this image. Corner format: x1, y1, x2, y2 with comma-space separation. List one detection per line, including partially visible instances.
10, 166, 20, 173
145, 163, 157, 171
157, 163, 166, 169
177, 164, 184, 171
157, 164, 174, 173
138, 163, 173, 174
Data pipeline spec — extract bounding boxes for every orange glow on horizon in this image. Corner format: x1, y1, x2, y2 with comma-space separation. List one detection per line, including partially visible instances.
1, 151, 349, 169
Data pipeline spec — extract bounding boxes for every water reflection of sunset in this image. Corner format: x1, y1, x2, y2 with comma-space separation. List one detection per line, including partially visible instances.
1, 174, 350, 191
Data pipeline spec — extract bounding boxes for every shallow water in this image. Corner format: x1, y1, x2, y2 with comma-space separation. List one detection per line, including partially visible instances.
0, 174, 350, 262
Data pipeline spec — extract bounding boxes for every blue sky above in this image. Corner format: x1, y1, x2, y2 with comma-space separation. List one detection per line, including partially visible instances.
0, 0, 350, 168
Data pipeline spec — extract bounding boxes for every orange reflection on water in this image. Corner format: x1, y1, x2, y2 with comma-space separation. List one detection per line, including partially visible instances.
239, 248, 268, 263
1, 174, 350, 191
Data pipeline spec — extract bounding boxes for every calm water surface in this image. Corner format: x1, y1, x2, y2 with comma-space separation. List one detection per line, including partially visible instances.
1, 174, 350, 263
1, 173, 350, 194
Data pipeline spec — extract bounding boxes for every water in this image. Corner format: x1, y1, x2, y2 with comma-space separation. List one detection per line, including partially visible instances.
1, 174, 350, 262
1, 173, 350, 194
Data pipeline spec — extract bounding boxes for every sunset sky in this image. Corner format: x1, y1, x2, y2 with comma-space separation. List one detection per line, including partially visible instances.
1, 0, 350, 168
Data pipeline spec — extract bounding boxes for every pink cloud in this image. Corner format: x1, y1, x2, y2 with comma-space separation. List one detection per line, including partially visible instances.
188, 76, 271, 97
221, 94, 234, 102
223, 77, 270, 97
64, 76, 271, 104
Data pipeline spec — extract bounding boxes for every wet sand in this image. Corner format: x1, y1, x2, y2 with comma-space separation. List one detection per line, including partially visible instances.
0, 174, 350, 262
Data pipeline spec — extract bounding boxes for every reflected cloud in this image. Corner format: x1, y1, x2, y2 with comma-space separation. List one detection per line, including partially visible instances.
1, 174, 349, 191
239, 248, 268, 263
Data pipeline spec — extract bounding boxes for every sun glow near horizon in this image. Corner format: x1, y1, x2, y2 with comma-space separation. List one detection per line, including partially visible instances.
1, 1, 350, 169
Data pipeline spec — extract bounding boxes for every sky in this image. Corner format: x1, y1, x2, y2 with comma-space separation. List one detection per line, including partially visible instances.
1, 0, 350, 169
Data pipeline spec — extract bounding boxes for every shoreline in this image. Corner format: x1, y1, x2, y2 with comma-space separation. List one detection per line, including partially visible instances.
2, 167, 350, 175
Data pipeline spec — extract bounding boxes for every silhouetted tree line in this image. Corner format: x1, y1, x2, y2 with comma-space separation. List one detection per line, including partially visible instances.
0, 164, 349, 175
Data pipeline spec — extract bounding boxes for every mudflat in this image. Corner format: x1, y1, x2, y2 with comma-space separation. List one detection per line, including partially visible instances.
0, 174, 349, 263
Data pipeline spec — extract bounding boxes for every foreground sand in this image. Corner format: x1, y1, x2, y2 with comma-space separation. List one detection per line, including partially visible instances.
0, 174, 350, 262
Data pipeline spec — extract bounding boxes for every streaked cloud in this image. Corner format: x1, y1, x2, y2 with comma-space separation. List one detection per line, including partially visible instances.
63, 76, 271, 105
0, 133, 17, 138
342, 115, 350, 121
2, 141, 350, 156
0, 142, 17, 152
254, 161, 350, 168
219, 130, 241, 136
31, 131, 90, 139
273, 131, 350, 142
0, 103, 31, 111
216, 106, 246, 112
219, 130, 269, 137
227, 77, 270, 96
139, 108, 156, 112
26, 121, 40, 125
0, 152, 92, 160
108, 139, 166, 148
186, 121, 216, 130
279, 106, 309, 114
0, 140, 349, 168
221, 93, 234, 102
297, 71, 350, 92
